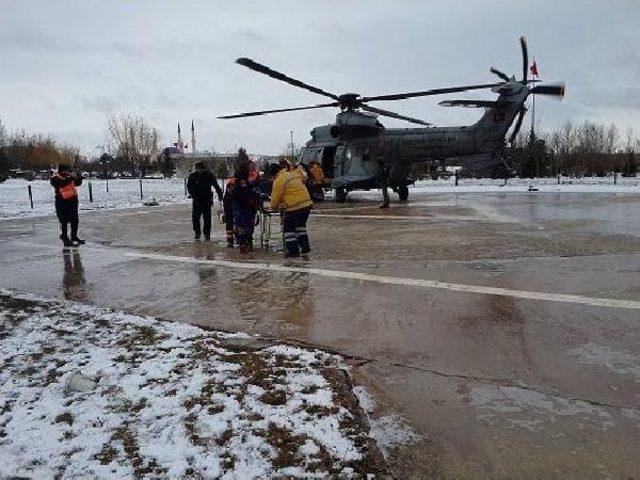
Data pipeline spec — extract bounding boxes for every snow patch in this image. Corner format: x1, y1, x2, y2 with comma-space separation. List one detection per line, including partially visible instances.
353, 385, 420, 457
569, 343, 640, 379
470, 384, 616, 430
0, 289, 385, 478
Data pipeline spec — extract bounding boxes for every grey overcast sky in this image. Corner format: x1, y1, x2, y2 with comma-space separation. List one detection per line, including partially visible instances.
1, 0, 639, 155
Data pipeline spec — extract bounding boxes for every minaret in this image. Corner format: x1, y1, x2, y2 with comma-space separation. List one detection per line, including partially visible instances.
191, 120, 196, 155
177, 122, 184, 152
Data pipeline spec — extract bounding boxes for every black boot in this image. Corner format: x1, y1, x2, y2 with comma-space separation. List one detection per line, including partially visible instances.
71, 237, 85, 245
60, 235, 73, 247
227, 238, 235, 248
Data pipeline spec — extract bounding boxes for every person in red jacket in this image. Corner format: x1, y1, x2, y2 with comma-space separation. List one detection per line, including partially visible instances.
50, 164, 84, 247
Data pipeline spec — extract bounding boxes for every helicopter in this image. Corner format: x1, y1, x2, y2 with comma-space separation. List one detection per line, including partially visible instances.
219, 37, 564, 203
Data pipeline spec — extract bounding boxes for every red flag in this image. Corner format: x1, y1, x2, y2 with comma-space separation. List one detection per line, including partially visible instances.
530, 61, 538, 77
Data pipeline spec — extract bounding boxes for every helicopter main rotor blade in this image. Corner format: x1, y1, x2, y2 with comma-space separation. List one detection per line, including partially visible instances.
360, 82, 505, 103
236, 57, 340, 100
218, 102, 340, 119
361, 104, 432, 126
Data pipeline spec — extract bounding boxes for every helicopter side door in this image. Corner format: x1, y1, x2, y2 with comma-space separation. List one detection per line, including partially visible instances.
334, 145, 348, 178
321, 146, 337, 179
302, 146, 338, 180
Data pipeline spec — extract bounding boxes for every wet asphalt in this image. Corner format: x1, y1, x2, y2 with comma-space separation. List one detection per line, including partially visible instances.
1, 191, 639, 479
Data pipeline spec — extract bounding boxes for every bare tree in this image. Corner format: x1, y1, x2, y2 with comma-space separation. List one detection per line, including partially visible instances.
106, 113, 160, 176
0, 119, 7, 181
0, 119, 7, 149
624, 127, 634, 153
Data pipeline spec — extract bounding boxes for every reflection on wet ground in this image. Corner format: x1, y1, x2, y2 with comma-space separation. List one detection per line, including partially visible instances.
62, 250, 87, 302
2, 192, 640, 479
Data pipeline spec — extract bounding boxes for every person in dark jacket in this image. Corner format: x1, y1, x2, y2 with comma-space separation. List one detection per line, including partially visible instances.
377, 158, 390, 209
50, 164, 84, 247
229, 162, 259, 254
222, 176, 237, 247
187, 162, 223, 240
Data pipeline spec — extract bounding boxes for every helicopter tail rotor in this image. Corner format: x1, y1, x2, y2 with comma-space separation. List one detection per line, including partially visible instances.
490, 67, 511, 82
520, 36, 529, 84
530, 83, 565, 97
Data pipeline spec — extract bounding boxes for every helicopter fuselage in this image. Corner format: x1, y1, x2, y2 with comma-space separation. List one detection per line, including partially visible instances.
300, 86, 527, 191
220, 41, 562, 201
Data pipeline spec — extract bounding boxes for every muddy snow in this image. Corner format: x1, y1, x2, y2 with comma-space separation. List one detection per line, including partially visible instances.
0, 289, 405, 479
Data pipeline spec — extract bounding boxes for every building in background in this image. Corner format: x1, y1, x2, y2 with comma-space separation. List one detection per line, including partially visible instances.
161, 121, 280, 178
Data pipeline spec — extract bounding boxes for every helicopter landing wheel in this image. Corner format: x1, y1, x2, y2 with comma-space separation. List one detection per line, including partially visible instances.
398, 185, 409, 202
335, 188, 347, 203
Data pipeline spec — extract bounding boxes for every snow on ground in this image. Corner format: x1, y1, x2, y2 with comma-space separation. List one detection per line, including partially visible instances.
0, 289, 387, 479
0, 178, 192, 219
3, 175, 637, 220
327, 175, 640, 199
409, 175, 640, 194
352, 386, 420, 459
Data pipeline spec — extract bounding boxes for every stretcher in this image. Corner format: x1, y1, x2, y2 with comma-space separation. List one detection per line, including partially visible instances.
257, 201, 282, 250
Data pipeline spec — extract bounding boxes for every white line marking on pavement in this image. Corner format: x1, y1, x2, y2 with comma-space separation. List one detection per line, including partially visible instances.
312, 213, 477, 221
125, 252, 640, 310
313, 213, 434, 221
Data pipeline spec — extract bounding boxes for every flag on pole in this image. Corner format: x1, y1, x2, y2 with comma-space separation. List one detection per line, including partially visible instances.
530, 60, 538, 77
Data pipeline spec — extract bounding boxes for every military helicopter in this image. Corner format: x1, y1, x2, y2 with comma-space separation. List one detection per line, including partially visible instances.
219, 37, 564, 202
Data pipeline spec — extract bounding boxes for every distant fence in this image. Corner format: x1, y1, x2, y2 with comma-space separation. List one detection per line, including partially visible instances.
2, 175, 639, 220
0, 178, 192, 219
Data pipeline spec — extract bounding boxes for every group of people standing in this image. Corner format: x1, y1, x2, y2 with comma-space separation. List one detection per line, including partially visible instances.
188, 158, 316, 257
48, 157, 319, 258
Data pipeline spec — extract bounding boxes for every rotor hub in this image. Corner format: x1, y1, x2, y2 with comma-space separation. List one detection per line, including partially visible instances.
338, 93, 361, 110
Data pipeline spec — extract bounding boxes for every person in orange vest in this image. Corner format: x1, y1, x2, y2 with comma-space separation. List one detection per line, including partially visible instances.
248, 160, 260, 184
50, 164, 84, 247
271, 159, 313, 257
309, 160, 325, 201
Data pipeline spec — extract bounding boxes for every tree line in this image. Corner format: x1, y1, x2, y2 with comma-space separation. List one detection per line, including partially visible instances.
2, 115, 639, 182
510, 120, 638, 178
0, 118, 81, 181
0, 114, 163, 181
